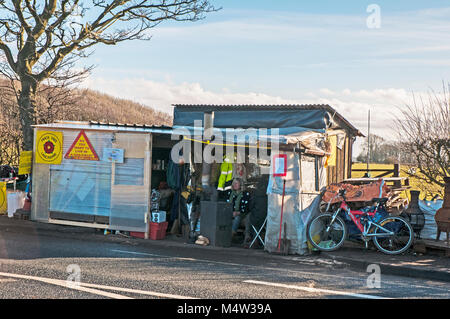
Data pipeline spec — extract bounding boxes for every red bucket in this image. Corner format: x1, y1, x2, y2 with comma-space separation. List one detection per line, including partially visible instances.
23, 198, 31, 212
149, 221, 168, 240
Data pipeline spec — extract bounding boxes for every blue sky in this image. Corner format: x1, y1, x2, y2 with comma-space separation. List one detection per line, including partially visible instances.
81, 1, 450, 154
219, 0, 449, 14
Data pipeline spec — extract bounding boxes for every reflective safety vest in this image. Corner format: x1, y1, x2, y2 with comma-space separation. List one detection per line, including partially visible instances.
217, 155, 233, 191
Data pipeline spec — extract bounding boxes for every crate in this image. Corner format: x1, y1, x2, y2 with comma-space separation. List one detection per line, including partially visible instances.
129, 221, 169, 240
150, 221, 168, 240
130, 231, 145, 239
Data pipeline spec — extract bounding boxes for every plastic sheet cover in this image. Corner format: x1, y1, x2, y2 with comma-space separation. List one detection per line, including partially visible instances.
265, 152, 324, 255
419, 199, 443, 240
110, 157, 148, 231
109, 133, 150, 232
49, 161, 112, 216
174, 109, 332, 131
172, 125, 325, 146
49, 131, 113, 217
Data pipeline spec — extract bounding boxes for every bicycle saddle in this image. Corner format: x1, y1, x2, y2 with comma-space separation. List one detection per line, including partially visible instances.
372, 198, 388, 204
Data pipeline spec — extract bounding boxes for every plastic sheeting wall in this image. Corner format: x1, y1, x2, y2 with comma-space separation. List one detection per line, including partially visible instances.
49, 130, 113, 217
109, 133, 150, 232
41, 130, 151, 232
265, 152, 325, 255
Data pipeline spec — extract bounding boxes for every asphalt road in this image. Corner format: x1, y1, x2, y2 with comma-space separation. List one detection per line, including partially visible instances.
0, 218, 449, 302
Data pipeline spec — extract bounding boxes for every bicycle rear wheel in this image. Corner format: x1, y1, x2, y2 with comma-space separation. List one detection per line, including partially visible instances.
307, 213, 347, 252
372, 216, 414, 255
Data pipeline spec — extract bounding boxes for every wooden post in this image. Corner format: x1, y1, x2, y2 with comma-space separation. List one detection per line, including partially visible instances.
145, 134, 152, 240
393, 163, 401, 188
366, 109, 371, 175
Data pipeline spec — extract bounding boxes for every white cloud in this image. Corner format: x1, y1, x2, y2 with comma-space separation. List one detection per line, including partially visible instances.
81, 76, 299, 114
319, 88, 335, 96
79, 6, 450, 159
82, 76, 424, 140
82, 75, 442, 158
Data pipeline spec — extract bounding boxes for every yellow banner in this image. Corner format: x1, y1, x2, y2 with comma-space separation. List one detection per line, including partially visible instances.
325, 135, 337, 167
36, 131, 63, 164
18, 150, 33, 175
0, 182, 6, 214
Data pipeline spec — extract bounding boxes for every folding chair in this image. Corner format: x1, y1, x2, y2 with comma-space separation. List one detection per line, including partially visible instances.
249, 217, 267, 248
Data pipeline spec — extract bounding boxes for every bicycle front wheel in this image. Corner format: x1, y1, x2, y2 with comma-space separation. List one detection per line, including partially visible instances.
307, 213, 347, 252
372, 216, 414, 255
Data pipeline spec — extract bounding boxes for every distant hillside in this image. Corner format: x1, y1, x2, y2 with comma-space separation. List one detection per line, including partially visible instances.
0, 77, 172, 126
67, 88, 173, 126
0, 80, 172, 165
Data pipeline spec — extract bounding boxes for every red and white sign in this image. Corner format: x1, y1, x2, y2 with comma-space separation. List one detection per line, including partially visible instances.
65, 130, 99, 161
272, 154, 287, 177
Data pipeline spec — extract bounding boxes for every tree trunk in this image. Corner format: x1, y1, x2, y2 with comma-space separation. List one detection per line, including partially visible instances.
18, 79, 38, 151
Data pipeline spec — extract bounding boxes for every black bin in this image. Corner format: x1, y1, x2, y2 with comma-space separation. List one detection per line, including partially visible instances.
200, 201, 232, 247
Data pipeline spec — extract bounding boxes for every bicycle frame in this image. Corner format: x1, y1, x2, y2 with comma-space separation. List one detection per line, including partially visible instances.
329, 200, 395, 238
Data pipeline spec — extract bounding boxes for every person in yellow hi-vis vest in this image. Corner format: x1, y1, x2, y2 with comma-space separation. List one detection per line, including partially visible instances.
217, 154, 233, 191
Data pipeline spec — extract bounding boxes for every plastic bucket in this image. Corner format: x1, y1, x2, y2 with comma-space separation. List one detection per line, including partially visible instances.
149, 222, 168, 240
7, 192, 25, 218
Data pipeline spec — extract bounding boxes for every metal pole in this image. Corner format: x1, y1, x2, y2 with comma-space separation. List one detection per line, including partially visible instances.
201, 111, 214, 188
277, 179, 286, 253
367, 109, 370, 170
145, 134, 152, 240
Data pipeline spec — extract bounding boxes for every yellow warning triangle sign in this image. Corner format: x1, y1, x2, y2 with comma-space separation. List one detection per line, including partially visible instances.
64, 130, 99, 161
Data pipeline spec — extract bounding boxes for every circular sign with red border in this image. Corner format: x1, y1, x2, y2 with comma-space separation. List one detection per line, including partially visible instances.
36, 131, 63, 164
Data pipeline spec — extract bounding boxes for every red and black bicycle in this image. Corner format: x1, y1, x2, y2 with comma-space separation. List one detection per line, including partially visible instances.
307, 189, 414, 255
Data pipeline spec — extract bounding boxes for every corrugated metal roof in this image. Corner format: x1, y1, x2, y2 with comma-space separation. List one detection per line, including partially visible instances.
88, 121, 172, 130
172, 104, 363, 136
33, 121, 174, 134
172, 104, 332, 110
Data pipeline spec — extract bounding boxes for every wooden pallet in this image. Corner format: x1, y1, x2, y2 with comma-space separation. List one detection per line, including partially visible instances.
413, 239, 450, 257
387, 197, 408, 216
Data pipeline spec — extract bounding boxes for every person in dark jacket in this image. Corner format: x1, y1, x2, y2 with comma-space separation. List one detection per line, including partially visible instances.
167, 157, 190, 229
227, 178, 252, 245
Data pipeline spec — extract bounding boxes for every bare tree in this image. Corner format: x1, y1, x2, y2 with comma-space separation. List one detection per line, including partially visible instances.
0, 0, 218, 151
0, 69, 85, 166
357, 134, 389, 163
395, 84, 450, 198
0, 77, 21, 165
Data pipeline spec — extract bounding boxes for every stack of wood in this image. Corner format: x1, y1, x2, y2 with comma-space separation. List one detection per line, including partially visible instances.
386, 187, 409, 216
